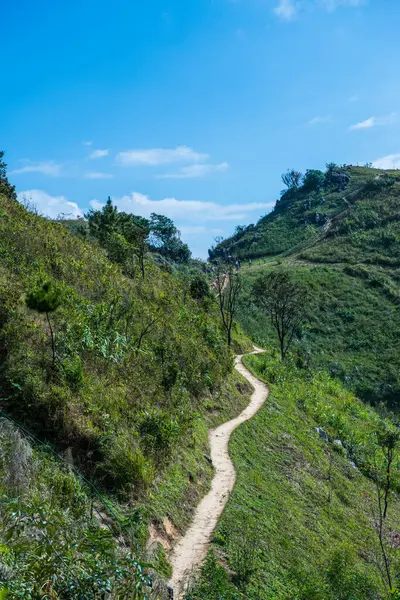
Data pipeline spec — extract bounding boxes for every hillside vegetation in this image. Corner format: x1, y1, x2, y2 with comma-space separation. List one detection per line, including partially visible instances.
190, 351, 400, 599
212, 165, 400, 407
0, 154, 252, 597
189, 164, 400, 599
211, 164, 400, 265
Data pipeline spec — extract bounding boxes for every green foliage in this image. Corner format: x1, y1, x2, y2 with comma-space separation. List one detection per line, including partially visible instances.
149, 213, 191, 263
139, 411, 181, 458
0, 418, 152, 599
85, 198, 191, 270
301, 168, 325, 192
325, 546, 378, 600
26, 281, 62, 314
0, 153, 254, 595
189, 273, 210, 301
210, 165, 400, 266
192, 352, 400, 598
0, 152, 16, 201
242, 264, 400, 405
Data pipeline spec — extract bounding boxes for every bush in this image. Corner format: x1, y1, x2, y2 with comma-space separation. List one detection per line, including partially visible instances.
189, 274, 210, 301
60, 354, 84, 390
139, 411, 180, 458
99, 437, 154, 493
302, 169, 325, 193
325, 546, 378, 599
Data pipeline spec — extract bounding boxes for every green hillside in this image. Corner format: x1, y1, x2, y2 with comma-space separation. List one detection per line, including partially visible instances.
212, 165, 400, 407
188, 164, 400, 599
190, 351, 400, 600
0, 157, 252, 597
2, 151, 400, 600
210, 165, 400, 265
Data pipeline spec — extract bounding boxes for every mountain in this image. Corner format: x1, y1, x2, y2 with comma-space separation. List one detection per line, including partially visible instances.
0, 156, 252, 597
2, 153, 400, 600
212, 165, 400, 407
210, 165, 400, 266
186, 166, 400, 599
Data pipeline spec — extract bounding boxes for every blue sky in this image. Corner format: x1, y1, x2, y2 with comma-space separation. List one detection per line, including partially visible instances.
2, 0, 400, 258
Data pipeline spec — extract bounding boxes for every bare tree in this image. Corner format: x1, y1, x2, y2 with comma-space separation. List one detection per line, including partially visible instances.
214, 262, 241, 346
281, 169, 303, 190
252, 270, 307, 360
132, 225, 149, 279
370, 430, 400, 592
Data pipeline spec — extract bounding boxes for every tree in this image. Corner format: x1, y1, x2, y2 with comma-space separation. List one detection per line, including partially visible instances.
370, 429, 400, 592
281, 169, 303, 190
26, 282, 62, 367
189, 273, 210, 302
132, 225, 150, 279
86, 196, 119, 244
0, 150, 17, 200
116, 213, 150, 278
214, 263, 241, 346
149, 213, 177, 249
252, 270, 307, 360
149, 213, 191, 263
234, 225, 246, 235
302, 169, 325, 193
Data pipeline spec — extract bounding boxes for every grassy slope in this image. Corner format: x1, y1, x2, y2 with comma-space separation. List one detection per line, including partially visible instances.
190, 166, 400, 598
213, 166, 400, 264
0, 192, 253, 596
190, 352, 400, 599
213, 166, 400, 406
238, 263, 400, 406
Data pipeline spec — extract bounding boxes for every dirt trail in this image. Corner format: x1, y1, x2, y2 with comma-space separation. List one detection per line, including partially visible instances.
168, 347, 269, 598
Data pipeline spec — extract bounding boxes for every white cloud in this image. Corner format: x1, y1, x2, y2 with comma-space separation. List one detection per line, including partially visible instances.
274, 0, 298, 20
89, 149, 109, 159
89, 200, 105, 211
350, 113, 397, 130
11, 160, 62, 177
372, 154, 400, 170
307, 115, 332, 125
350, 117, 376, 130
84, 172, 114, 179
116, 146, 209, 167
82, 140, 93, 146
17, 190, 83, 219
91, 192, 274, 223
158, 162, 229, 179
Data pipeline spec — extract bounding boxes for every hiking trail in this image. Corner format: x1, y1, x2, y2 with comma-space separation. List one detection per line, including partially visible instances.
168, 347, 269, 598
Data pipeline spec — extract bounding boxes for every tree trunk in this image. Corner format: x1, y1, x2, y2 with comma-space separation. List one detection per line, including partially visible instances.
46, 311, 56, 367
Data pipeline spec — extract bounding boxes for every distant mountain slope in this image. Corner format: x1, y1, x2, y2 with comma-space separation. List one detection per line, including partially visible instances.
210, 165, 400, 266
210, 165, 400, 407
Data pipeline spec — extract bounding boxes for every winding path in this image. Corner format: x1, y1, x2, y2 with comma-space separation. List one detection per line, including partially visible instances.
168, 347, 269, 598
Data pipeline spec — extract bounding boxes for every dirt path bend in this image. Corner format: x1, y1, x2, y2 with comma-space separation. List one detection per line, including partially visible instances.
168, 347, 269, 598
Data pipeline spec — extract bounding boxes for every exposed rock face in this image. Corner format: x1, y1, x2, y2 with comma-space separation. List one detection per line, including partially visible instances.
314, 427, 329, 441
330, 169, 350, 191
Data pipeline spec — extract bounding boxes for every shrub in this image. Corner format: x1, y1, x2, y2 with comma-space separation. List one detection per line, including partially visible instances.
99, 437, 154, 493
189, 274, 210, 301
60, 354, 84, 390
302, 169, 325, 193
139, 411, 180, 458
325, 546, 378, 599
